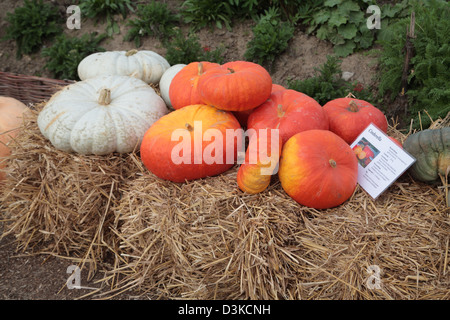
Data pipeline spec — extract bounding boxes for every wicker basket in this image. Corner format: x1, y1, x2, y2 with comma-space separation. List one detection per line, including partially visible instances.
0, 71, 75, 106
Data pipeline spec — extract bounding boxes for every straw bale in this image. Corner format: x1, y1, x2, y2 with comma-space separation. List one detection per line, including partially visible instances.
108, 122, 449, 299
0, 104, 143, 276
1, 101, 448, 299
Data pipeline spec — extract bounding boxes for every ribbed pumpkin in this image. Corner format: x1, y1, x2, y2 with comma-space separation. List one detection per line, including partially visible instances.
323, 98, 388, 144
247, 89, 329, 146
198, 61, 272, 112
236, 128, 282, 194
403, 127, 449, 183
159, 63, 186, 109
0, 97, 29, 181
78, 49, 170, 84
169, 61, 219, 110
140, 104, 242, 182
37, 75, 168, 155
278, 130, 358, 209
233, 83, 286, 128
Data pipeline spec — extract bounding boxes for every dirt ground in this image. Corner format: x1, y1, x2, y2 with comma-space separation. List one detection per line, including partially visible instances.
0, 0, 380, 300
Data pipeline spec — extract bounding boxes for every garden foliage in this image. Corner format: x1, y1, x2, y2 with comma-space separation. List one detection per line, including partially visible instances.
124, 1, 179, 47
2, 0, 63, 58
244, 7, 295, 69
41, 33, 107, 80
79, 0, 134, 36
287, 55, 374, 106
377, 0, 450, 128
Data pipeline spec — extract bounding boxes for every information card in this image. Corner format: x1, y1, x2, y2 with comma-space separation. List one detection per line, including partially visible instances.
350, 123, 416, 199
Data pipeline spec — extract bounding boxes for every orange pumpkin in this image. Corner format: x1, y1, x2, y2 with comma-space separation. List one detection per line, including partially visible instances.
140, 104, 242, 182
271, 83, 286, 93
247, 89, 329, 146
169, 61, 219, 110
0, 97, 28, 181
198, 61, 272, 112
323, 98, 388, 144
233, 83, 286, 128
278, 130, 358, 209
237, 128, 282, 194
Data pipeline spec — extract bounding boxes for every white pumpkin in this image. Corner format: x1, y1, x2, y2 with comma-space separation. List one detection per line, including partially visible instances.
77, 50, 170, 84
38, 75, 168, 155
158, 63, 186, 108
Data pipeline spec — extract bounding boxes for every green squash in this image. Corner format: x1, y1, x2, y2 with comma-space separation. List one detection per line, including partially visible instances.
403, 127, 449, 183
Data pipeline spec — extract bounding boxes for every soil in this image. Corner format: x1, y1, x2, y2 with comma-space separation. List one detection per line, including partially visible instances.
0, 0, 380, 300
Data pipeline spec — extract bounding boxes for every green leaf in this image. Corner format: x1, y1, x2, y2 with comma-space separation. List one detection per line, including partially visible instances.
316, 25, 330, 40
334, 40, 356, 57
324, 0, 343, 7
313, 9, 331, 25
113, 21, 120, 34
328, 31, 346, 45
339, 0, 361, 13
338, 24, 358, 39
348, 11, 365, 25
355, 29, 374, 49
328, 11, 348, 27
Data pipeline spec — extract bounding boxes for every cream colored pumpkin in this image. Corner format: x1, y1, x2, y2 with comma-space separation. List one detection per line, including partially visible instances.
37, 75, 168, 155
77, 49, 170, 84
159, 63, 186, 108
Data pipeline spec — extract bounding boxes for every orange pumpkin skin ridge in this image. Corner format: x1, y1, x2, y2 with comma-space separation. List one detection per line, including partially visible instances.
169, 61, 219, 110
140, 104, 242, 183
197, 61, 272, 112
248, 89, 329, 146
323, 98, 388, 144
233, 83, 287, 128
278, 130, 358, 209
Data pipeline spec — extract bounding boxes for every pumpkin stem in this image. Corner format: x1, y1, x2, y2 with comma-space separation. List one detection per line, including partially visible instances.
198, 62, 204, 75
98, 89, 112, 106
125, 49, 138, 56
227, 67, 235, 74
329, 159, 337, 168
277, 104, 285, 118
348, 100, 359, 112
185, 123, 194, 132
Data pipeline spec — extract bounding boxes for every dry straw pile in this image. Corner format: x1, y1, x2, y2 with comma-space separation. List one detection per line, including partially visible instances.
105, 116, 449, 300
1, 102, 449, 299
0, 105, 143, 277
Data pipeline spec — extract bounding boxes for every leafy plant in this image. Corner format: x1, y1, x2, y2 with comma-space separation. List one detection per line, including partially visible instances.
179, 0, 305, 31
180, 0, 235, 31
244, 7, 295, 69
124, 2, 179, 47
287, 55, 374, 105
42, 33, 107, 80
79, 0, 134, 36
2, 0, 63, 58
299, 0, 410, 57
378, 0, 450, 129
163, 29, 225, 65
